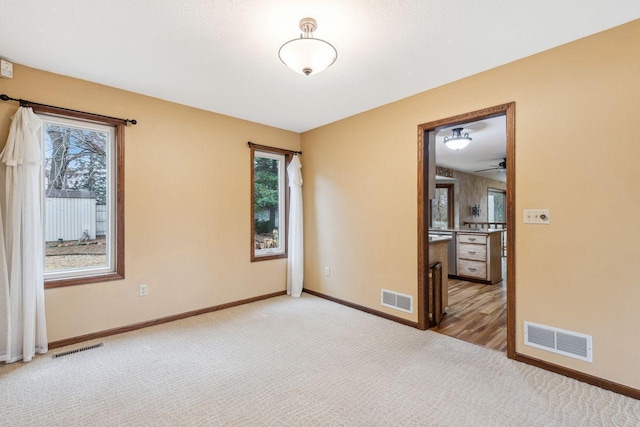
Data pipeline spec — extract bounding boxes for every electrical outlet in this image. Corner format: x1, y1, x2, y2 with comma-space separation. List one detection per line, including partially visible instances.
139, 284, 148, 296
523, 209, 550, 224
324, 267, 331, 277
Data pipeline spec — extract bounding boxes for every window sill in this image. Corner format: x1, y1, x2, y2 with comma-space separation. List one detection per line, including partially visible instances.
45, 272, 124, 289
251, 252, 288, 263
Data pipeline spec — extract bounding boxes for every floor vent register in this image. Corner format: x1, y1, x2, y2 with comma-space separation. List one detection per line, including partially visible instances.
52, 343, 104, 359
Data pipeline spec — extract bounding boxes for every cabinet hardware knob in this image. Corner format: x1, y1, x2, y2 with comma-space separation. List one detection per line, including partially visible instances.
468, 251, 476, 254
469, 238, 476, 241
469, 268, 476, 271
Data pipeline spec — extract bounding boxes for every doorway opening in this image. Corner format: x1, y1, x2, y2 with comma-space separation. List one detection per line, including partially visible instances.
417, 102, 515, 358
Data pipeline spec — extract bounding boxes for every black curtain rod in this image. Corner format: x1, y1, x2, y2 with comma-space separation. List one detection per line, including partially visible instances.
0, 94, 137, 125
247, 141, 301, 155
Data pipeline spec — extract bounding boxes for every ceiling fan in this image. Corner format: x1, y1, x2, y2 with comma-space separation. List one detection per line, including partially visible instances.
475, 158, 506, 173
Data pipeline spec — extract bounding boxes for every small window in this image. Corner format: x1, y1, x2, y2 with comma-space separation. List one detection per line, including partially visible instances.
251, 148, 288, 261
488, 188, 506, 222
430, 183, 454, 229
36, 111, 124, 288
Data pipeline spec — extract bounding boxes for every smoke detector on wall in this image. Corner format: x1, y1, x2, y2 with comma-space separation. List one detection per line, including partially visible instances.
0, 59, 13, 79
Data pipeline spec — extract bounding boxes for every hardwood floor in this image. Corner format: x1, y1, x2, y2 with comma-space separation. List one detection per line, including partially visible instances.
432, 265, 507, 352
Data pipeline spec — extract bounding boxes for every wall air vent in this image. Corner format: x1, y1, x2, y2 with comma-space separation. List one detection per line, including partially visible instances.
381, 289, 413, 314
524, 321, 592, 362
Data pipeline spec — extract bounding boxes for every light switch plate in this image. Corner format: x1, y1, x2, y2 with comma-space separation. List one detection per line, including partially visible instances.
0, 59, 13, 79
524, 209, 550, 224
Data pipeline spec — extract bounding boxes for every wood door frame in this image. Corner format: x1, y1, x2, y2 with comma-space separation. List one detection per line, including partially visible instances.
417, 102, 516, 359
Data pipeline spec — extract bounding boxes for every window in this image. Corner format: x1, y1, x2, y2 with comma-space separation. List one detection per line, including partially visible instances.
488, 188, 506, 223
36, 108, 125, 288
251, 147, 289, 261
430, 183, 454, 229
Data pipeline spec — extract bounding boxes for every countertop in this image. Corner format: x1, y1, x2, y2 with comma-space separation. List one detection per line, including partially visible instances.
429, 228, 504, 234
428, 235, 452, 243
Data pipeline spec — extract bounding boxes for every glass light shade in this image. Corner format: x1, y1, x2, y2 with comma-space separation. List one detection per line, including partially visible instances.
444, 137, 471, 150
279, 37, 337, 75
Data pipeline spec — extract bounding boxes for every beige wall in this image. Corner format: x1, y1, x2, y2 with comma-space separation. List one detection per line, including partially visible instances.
0, 65, 300, 342
301, 20, 640, 389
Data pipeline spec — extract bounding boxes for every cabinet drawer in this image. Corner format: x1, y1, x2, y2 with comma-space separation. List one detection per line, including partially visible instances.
458, 259, 487, 279
458, 234, 487, 244
458, 243, 487, 261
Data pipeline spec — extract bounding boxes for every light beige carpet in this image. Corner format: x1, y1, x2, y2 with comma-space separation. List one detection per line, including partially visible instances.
1, 294, 638, 426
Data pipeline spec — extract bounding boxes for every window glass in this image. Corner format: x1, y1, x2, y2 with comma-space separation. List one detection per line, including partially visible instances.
40, 115, 117, 281
252, 150, 287, 260
431, 184, 454, 229
488, 189, 506, 222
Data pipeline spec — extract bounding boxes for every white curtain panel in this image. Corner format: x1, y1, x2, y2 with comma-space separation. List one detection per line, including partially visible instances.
287, 155, 304, 297
0, 107, 48, 363
0, 171, 9, 361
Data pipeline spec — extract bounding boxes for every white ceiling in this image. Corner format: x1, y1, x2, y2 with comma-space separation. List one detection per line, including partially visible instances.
436, 116, 507, 182
1, 1, 639, 133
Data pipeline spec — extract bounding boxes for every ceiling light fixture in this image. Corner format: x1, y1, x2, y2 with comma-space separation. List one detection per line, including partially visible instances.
443, 128, 472, 150
278, 17, 337, 76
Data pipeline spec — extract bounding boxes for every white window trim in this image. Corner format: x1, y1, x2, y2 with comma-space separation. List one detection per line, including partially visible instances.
39, 114, 117, 281
254, 150, 286, 257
